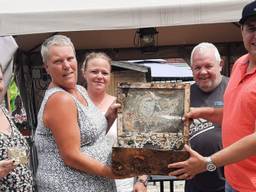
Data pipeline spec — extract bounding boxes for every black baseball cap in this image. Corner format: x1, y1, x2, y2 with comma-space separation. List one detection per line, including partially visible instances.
239, 1, 256, 25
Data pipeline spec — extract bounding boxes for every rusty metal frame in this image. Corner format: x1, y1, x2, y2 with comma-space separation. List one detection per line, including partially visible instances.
116, 82, 190, 151
112, 82, 191, 176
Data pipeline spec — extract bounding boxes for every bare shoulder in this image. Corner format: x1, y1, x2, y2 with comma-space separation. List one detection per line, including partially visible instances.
106, 94, 116, 109
47, 91, 76, 108
44, 91, 77, 127
100, 94, 116, 113
106, 94, 116, 103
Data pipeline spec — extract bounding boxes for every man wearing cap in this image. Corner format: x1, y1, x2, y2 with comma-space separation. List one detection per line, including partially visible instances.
168, 1, 256, 192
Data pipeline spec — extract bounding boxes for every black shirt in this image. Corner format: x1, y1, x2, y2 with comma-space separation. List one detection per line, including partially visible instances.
185, 76, 229, 192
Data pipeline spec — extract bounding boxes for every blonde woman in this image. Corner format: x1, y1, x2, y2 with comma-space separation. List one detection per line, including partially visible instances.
82, 52, 147, 192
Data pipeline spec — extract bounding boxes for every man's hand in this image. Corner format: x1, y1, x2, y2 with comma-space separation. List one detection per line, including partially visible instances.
168, 145, 207, 180
185, 107, 223, 125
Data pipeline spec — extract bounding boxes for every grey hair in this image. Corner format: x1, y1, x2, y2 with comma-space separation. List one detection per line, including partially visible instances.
41, 35, 75, 63
190, 42, 221, 66
0, 64, 2, 73
82, 52, 112, 72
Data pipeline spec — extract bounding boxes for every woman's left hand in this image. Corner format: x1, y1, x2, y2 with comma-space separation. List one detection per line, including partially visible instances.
0, 159, 16, 178
105, 100, 121, 128
133, 182, 147, 192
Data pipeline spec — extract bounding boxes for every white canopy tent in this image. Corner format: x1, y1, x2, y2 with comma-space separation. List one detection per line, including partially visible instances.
0, 0, 251, 36
0, 36, 18, 102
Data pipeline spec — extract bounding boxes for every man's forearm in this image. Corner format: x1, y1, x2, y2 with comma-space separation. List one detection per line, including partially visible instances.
205, 107, 223, 125
211, 132, 256, 167
188, 107, 223, 125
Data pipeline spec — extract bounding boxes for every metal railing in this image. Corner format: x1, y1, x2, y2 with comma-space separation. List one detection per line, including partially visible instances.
148, 175, 184, 192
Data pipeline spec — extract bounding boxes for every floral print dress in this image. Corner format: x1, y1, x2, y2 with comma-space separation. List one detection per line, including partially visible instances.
0, 106, 33, 191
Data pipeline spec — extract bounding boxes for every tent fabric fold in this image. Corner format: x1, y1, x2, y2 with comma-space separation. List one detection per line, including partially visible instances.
0, 0, 251, 36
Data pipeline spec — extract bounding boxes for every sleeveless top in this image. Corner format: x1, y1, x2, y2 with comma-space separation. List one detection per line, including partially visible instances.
186, 76, 229, 192
0, 105, 33, 191
35, 85, 116, 192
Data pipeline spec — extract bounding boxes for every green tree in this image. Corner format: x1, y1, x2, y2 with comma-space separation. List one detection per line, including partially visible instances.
8, 78, 20, 111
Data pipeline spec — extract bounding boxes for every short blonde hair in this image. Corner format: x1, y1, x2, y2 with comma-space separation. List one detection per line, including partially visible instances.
41, 35, 75, 63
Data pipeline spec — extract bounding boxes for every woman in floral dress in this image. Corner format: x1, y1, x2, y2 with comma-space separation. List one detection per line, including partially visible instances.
0, 64, 33, 191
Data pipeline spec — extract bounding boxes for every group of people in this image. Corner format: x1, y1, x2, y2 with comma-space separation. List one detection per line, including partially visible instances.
0, 1, 256, 191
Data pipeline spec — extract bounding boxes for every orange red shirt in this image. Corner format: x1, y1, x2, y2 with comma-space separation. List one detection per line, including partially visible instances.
223, 54, 256, 191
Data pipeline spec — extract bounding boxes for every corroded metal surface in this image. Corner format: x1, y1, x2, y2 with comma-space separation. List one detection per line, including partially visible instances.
113, 82, 190, 176
112, 147, 190, 176
117, 82, 190, 150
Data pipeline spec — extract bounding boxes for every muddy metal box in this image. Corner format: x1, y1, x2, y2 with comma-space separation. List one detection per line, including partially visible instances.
112, 82, 191, 176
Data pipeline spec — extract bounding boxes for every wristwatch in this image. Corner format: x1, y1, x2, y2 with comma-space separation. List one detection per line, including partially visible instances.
206, 156, 217, 172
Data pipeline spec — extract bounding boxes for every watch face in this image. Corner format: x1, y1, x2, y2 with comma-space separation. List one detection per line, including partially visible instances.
207, 163, 216, 172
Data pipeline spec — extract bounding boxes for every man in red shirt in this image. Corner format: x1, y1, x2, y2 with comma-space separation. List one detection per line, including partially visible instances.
168, 1, 256, 191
